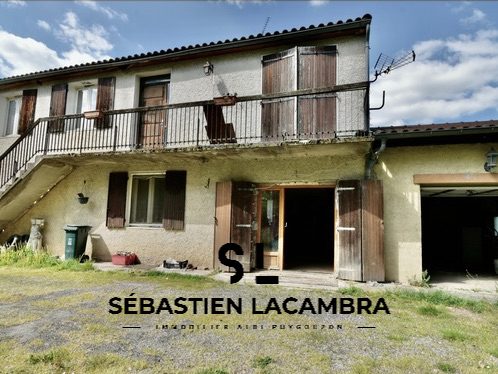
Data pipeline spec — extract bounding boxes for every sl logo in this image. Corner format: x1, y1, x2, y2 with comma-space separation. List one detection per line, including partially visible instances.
218, 243, 279, 285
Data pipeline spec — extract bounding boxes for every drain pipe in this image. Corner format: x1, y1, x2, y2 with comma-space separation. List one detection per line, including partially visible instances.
365, 138, 387, 180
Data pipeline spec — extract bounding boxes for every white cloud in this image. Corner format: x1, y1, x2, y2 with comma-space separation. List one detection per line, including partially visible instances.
37, 20, 51, 32
0, 29, 65, 77
55, 12, 113, 62
370, 29, 498, 126
0, 11, 114, 78
75, 0, 128, 22
461, 8, 486, 25
0, 1, 26, 8
309, 0, 327, 7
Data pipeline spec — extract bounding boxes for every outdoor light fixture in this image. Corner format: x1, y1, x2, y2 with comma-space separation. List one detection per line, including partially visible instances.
484, 147, 498, 172
203, 61, 213, 76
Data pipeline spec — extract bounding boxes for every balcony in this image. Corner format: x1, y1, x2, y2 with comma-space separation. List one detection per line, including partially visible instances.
0, 83, 368, 191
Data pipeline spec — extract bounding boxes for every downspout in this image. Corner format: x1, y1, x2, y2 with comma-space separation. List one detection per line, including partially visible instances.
365, 23, 371, 130
365, 138, 386, 180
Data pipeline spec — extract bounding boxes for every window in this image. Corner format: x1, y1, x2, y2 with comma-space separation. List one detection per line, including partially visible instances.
73, 86, 97, 130
106, 170, 186, 230
4, 97, 21, 136
130, 175, 166, 225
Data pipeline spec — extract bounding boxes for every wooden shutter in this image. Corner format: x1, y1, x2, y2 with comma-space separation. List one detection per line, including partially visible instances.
213, 181, 255, 272
163, 170, 187, 230
203, 104, 236, 144
106, 172, 128, 228
337, 180, 363, 281
95, 77, 116, 128
298, 46, 337, 139
18, 89, 37, 134
48, 83, 68, 133
262, 48, 296, 140
336, 180, 384, 282
361, 180, 384, 282
230, 181, 255, 272
214, 181, 233, 271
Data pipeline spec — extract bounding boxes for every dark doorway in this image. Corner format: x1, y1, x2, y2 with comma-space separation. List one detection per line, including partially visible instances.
284, 188, 334, 271
422, 196, 498, 274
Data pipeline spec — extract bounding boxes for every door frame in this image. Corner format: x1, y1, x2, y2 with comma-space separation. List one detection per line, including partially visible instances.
257, 184, 336, 270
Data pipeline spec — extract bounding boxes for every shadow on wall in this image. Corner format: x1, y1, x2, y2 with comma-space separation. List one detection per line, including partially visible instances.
89, 234, 111, 261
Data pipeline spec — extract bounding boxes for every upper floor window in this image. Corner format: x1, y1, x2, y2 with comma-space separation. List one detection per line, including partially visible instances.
5, 97, 21, 136
76, 86, 98, 114
261, 46, 337, 140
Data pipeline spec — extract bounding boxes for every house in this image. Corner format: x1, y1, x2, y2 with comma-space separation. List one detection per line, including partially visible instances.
0, 13, 387, 282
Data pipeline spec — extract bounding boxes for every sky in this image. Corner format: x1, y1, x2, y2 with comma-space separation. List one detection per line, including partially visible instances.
0, 0, 497, 127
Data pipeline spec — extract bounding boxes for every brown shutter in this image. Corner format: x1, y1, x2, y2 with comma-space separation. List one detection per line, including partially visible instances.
298, 46, 337, 139
48, 83, 68, 133
337, 180, 363, 281
95, 77, 115, 128
230, 181, 255, 272
214, 181, 233, 271
336, 180, 384, 282
361, 180, 384, 282
262, 48, 296, 140
202, 104, 236, 144
163, 170, 187, 230
213, 181, 255, 272
18, 89, 37, 134
106, 172, 128, 228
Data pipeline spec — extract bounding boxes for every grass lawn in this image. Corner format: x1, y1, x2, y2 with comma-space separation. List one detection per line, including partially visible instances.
0, 251, 497, 373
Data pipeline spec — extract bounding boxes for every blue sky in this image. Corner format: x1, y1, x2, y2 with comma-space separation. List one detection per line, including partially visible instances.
1, 1, 498, 127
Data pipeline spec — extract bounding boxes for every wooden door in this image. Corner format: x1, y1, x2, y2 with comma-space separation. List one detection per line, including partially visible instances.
213, 181, 255, 272
336, 180, 384, 282
139, 76, 168, 148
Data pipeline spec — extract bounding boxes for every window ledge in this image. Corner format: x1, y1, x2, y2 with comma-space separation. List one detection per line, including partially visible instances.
127, 224, 163, 229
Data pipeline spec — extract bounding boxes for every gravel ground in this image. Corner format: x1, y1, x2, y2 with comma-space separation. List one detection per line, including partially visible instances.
1, 266, 497, 373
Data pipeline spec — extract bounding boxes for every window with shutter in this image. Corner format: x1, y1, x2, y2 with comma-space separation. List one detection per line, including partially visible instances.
95, 77, 116, 128
261, 46, 337, 140
18, 89, 37, 134
48, 83, 68, 133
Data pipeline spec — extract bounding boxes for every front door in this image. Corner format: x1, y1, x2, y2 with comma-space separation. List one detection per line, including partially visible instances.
138, 75, 169, 149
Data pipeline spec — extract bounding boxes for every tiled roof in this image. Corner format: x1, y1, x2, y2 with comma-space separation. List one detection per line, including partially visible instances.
371, 120, 498, 137
0, 14, 372, 84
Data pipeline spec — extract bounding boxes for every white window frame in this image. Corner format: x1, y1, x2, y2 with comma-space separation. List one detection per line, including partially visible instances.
126, 172, 166, 227
3, 96, 22, 137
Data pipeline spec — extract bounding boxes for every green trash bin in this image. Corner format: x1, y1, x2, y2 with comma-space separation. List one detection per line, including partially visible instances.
63, 225, 92, 260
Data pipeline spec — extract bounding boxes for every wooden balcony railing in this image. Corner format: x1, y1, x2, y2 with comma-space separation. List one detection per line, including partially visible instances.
0, 83, 368, 191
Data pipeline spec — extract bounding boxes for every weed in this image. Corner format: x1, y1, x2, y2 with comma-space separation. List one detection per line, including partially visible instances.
495, 281, 498, 293
0, 245, 93, 271
196, 369, 228, 374
28, 348, 72, 371
417, 304, 446, 317
441, 328, 469, 342
436, 362, 457, 373
488, 348, 498, 358
408, 269, 431, 287
253, 356, 274, 368
338, 285, 364, 296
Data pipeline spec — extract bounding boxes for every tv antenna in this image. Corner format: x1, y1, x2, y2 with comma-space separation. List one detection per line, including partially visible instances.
370, 50, 415, 111
262, 17, 270, 34
371, 50, 415, 82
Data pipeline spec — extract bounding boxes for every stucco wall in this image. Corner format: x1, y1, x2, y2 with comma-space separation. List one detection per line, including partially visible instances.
0, 144, 368, 267
375, 142, 497, 282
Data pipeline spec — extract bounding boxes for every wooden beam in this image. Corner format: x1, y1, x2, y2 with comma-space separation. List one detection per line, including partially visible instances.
414, 173, 498, 186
